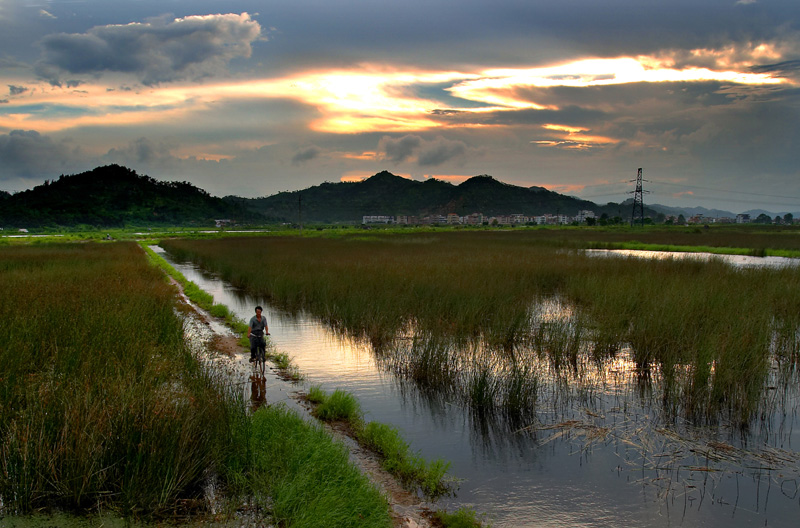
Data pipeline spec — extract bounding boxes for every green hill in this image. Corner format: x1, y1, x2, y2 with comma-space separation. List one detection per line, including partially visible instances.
0, 166, 654, 228
238, 171, 646, 223
0, 165, 263, 228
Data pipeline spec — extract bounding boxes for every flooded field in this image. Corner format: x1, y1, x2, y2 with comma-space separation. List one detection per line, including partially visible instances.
157, 245, 800, 528
586, 248, 800, 268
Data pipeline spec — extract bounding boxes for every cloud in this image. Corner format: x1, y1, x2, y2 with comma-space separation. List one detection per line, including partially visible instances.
103, 137, 178, 166
377, 134, 468, 166
39, 10, 56, 19
417, 137, 467, 166
8, 85, 27, 95
377, 134, 468, 167
378, 135, 422, 163
34, 13, 262, 86
0, 130, 87, 177
291, 145, 322, 164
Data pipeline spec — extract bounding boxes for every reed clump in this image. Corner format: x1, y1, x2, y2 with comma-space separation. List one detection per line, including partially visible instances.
246, 405, 392, 528
160, 231, 800, 426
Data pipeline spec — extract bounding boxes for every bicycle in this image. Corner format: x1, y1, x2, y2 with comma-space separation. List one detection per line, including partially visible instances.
251, 333, 269, 376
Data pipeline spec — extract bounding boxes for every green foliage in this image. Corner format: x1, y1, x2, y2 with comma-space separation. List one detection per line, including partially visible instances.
304, 387, 454, 499
359, 422, 453, 498
0, 241, 398, 525
306, 385, 327, 404
268, 352, 304, 381
0, 165, 262, 228
0, 242, 243, 517
434, 507, 490, 528
240, 171, 640, 223
209, 303, 231, 318
247, 406, 392, 528
314, 389, 363, 422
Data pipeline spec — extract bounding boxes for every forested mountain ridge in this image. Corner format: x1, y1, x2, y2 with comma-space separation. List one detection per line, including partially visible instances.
0, 165, 264, 228
1, 166, 655, 228
235, 171, 648, 223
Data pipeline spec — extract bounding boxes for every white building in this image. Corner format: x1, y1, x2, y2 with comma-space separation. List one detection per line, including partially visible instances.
362, 215, 394, 224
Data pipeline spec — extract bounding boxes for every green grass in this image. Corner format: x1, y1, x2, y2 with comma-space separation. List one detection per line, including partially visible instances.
359, 422, 452, 499
433, 507, 490, 527
246, 406, 392, 528
159, 230, 800, 426
0, 243, 240, 517
314, 389, 363, 422
306, 387, 454, 499
0, 242, 398, 527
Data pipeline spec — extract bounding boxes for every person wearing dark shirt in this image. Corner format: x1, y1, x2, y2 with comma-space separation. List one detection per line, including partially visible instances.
247, 305, 269, 362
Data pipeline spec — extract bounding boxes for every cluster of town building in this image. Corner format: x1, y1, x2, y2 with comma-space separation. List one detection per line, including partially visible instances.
364, 212, 796, 226
683, 213, 752, 224
363, 211, 597, 225
680, 213, 795, 224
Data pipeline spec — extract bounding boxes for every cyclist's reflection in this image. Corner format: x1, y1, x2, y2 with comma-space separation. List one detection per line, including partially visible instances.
250, 374, 267, 411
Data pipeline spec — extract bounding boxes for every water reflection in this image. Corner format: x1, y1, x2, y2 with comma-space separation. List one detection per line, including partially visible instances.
586, 248, 800, 268
156, 246, 800, 528
250, 374, 268, 411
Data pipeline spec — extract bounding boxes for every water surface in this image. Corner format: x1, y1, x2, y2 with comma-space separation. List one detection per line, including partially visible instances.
158, 246, 800, 528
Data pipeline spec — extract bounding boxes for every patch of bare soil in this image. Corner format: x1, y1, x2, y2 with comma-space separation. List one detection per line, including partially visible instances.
210, 334, 242, 357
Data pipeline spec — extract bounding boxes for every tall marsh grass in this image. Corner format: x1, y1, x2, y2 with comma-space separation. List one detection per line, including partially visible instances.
0, 242, 398, 526
0, 243, 239, 516
247, 406, 391, 528
160, 231, 800, 426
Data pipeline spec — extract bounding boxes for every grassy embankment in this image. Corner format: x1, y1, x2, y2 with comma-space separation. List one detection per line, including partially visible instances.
160, 230, 800, 427
0, 242, 393, 527
306, 386, 453, 498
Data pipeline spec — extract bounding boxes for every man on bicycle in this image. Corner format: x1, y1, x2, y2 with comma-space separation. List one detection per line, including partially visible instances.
248, 305, 269, 362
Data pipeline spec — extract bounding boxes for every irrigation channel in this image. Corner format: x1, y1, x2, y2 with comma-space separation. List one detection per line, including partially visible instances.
156, 246, 800, 528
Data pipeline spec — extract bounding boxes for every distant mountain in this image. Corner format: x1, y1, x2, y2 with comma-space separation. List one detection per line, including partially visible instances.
648, 203, 800, 220
235, 171, 658, 223
0, 165, 264, 228
648, 203, 737, 219
743, 208, 800, 218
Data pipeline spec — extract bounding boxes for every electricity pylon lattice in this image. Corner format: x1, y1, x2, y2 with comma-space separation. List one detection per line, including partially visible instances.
630, 168, 649, 227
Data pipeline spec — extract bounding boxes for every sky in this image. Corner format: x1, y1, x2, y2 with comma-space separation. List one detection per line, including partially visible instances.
1, 0, 800, 213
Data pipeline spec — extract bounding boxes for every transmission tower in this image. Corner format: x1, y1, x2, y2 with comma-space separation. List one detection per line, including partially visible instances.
629, 168, 649, 227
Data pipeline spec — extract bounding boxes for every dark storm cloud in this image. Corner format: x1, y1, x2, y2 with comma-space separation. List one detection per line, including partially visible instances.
234, 0, 800, 74
291, 146, 322, 164
417, 137, 467, 166
103, 137, 178, 166
0, 130, 86, 177
34, 13, 261, 86
378, 135, 422, 163
378, 134, 467, 166
751, 60, 800, 83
